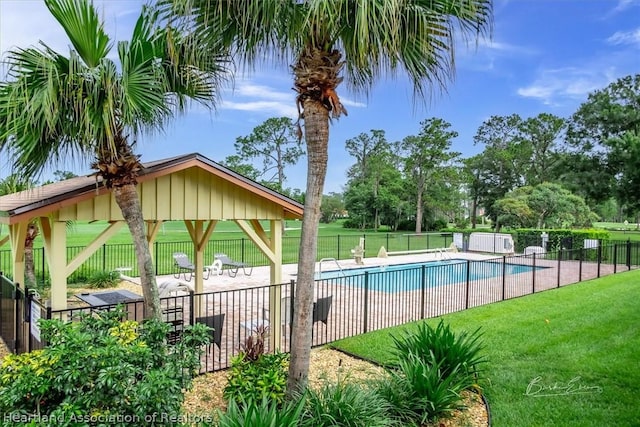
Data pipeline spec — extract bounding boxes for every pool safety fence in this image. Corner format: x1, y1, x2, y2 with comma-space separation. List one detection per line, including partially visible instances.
1, 241, 639, 372
0, 233, 454, 284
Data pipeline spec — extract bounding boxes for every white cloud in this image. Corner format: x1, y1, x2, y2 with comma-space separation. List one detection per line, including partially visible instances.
612, 0, 639, 13
604, 0, 640, 18
1, 1, 142, 59
341, 98, 367, 108
232, 83, 294, 102
517, 67, 617, 106
221, 101, 298, 118
607, 28, 640, 46
219, 80, 366, 118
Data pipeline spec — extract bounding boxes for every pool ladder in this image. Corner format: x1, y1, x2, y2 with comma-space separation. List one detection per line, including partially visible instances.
438, 248, 452, 261
317, 258, 346, 279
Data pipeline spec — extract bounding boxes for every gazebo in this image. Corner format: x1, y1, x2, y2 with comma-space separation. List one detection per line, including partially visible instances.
0, 153, 304, 320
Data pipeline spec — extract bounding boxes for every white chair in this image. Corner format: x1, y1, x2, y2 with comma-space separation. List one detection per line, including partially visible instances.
204, 259, 223, 279
240, 297, 292, 341
524, 246, 546, 256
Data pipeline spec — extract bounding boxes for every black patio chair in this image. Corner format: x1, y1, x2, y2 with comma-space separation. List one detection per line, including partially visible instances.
312, 295, 333, 342
196, 313, 226, 349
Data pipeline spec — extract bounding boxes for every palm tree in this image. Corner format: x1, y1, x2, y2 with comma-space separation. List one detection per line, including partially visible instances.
159, 0, 492, 393
0, 0, 228, 320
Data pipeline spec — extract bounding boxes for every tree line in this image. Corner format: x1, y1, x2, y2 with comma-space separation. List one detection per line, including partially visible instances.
233, 74, 638, 232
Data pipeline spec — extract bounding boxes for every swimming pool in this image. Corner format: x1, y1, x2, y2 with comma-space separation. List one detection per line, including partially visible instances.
317, 259, 544, 292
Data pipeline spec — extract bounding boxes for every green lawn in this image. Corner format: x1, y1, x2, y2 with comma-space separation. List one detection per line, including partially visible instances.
331, 270, 640, 427
16, 219, 387, 246
594, 222, 640, 242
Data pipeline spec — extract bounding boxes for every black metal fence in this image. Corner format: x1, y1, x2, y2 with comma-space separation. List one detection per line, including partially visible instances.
0, 232, 454, 283
3, 241, 638, 372
0, 274, 48, 354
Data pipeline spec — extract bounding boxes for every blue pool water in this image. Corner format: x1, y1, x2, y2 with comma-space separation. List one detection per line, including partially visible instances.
317, 259, 542, 292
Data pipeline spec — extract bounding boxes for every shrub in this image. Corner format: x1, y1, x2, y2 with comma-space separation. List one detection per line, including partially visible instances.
375, 352, 471, 424
373, 320, 486, 424
0, 307, 211, 426
223, 326, 289, 406
216, 397, 305, 427
86, 270, 120, 289
391, 319, 485, 385
302, 378, 394, 427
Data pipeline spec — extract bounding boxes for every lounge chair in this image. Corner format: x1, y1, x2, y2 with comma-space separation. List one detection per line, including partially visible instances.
214, 253, 253, 277
173, 252, 195, 281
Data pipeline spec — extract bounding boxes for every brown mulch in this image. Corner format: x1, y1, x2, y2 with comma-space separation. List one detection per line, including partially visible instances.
183, 347, 489, 426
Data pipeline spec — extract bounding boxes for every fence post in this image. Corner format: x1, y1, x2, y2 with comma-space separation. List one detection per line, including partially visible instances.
626, 239, 631, 270
597, 244, 602, 278
613, 243, 618, 274
579, 248, 583, 281
501, 256, 506, 300
532, 253, 536, 293
465, 260, 471, 309
189, 290, 195, 325
386, 233, 389, 251
241, 238, 246, 263
407, 234, 410, 251
363, 272, 369, 334
154, 241, 158, 275
102, 243, 107, 272
557, 249, 562, 288
337, 235, 341, 260
420, 265, 426, 319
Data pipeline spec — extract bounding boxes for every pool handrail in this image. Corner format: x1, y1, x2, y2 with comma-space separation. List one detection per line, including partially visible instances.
318, 258, 345, 279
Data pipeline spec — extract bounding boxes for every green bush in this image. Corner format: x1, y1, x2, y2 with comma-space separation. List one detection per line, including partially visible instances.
0, 307, 211, 426
223, 352, 289, 406
86, 270, 120, 289
302, 378, 394, 427
215, 397, 305, 427
391, 320, 485, 384
373, 320, 486, 424
375, 352, 472, 424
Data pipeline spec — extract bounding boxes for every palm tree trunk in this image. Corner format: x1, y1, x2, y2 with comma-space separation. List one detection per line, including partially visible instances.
113, 183, 161, 321
287, 100, 330, 396
24, 223, 39, 287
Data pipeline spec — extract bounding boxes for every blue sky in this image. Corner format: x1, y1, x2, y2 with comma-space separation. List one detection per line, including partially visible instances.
1, 0, 639, 193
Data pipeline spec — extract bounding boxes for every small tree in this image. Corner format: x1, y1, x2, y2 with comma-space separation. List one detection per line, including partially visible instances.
235, 117, 305, 190
396, 118, 460, 234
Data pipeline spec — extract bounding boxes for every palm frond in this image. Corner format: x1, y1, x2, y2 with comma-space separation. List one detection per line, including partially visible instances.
159, 0, 491, 102
44, 0, 112, 68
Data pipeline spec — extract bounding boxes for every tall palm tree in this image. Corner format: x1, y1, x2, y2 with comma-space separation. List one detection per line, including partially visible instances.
0, 0, 228, 320
159, 0, 492, 393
